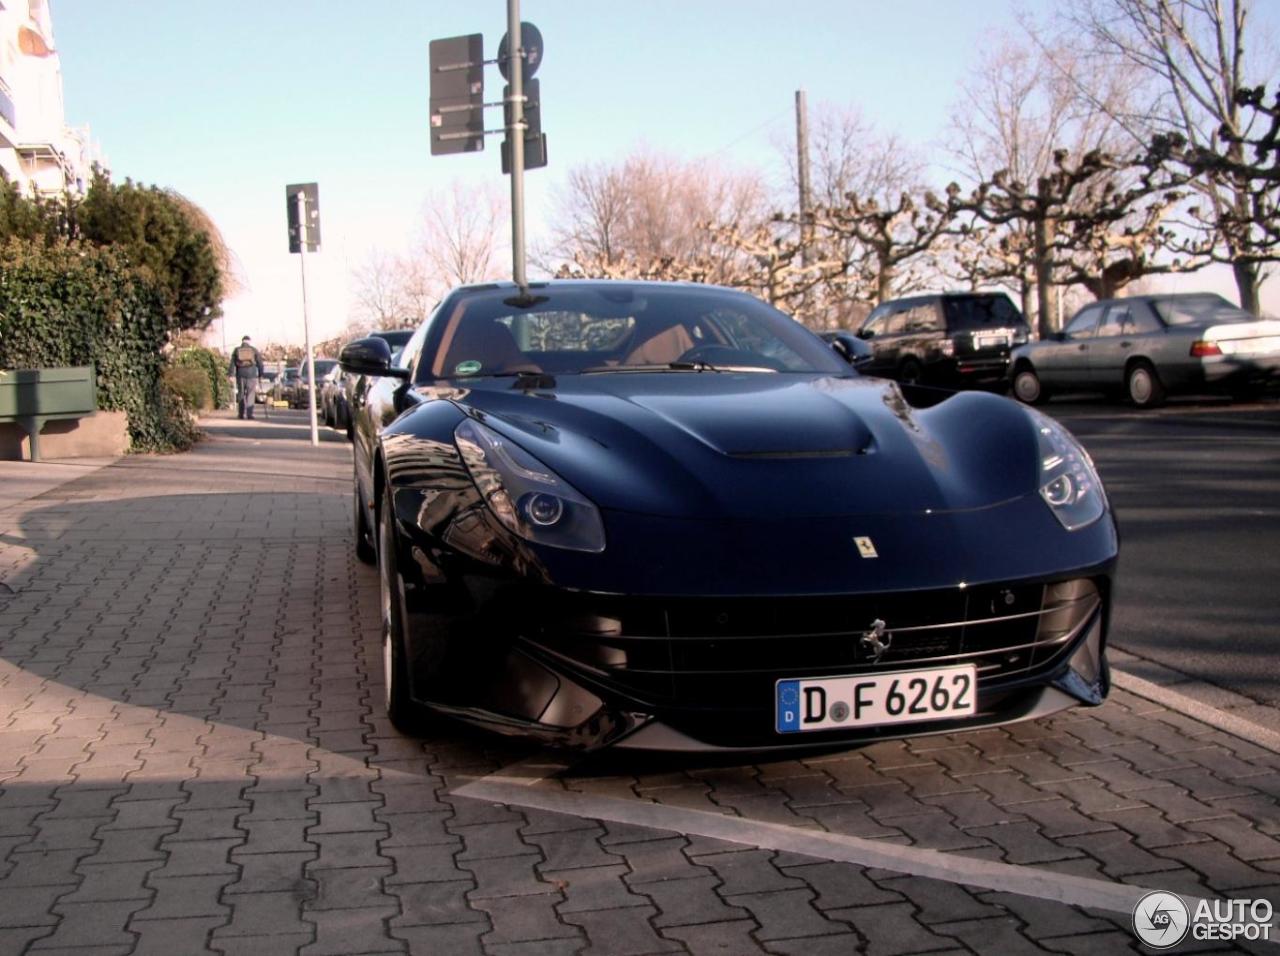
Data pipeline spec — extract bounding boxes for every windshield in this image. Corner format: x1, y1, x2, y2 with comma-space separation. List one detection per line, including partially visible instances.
1153, 294, 1255, 327
943, 295, 1026, 332
421, 285, 847, 382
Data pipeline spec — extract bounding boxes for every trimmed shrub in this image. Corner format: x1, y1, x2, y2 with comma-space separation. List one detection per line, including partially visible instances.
176, 346, 232, 409
0, 238, 199, 451
162, 363, 211, 411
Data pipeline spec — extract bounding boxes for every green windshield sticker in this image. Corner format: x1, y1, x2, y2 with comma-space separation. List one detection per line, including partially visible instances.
454, 360, 482, 376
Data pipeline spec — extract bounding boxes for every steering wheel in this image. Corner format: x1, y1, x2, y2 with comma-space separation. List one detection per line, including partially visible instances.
674, 344, 782, 370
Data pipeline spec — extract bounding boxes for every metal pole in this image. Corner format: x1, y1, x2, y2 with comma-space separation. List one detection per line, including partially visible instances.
795, 90, 812, 267
296, 190, 319, 447
507, 0, 527, 291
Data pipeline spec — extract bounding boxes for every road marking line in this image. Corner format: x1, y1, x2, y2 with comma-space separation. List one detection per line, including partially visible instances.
454, 770, 1213, 921
1113, 668, 1280, 755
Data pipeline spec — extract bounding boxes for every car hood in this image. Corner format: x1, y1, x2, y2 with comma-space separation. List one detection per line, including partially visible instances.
440, 373, 1041, 519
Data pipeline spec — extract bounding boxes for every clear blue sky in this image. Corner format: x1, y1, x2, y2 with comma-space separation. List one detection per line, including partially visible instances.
52, 1, 1275, 346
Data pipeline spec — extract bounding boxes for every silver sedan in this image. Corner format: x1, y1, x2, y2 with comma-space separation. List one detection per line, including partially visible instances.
1009, 293, 1280, 408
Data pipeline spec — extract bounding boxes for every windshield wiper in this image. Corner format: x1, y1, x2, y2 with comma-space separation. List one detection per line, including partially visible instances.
456, 370, 557, 389
580, 362, 775, 374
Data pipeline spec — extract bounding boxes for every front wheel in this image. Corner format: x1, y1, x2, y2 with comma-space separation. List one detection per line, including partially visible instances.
898, 358, 924, 386
1126, 361, 1166, 409
1012, 366, 1048, 405
354, 478, 375, 565
378, 496, 427, 733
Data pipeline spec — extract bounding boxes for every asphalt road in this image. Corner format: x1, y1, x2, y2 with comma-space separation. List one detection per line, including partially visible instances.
1047, 395, 1280, 707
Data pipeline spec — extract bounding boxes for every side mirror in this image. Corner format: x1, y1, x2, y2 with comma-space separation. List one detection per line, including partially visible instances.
829, 334, 873, 371
341, 337, 409, 380
857, 328, 875, 340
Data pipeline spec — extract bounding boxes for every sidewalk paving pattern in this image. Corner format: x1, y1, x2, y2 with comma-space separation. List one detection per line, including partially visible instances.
0, 410, 1277, 955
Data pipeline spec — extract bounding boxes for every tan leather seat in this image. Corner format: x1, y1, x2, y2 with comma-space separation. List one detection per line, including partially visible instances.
622, 324, 696, 365
441, 319, 541, 376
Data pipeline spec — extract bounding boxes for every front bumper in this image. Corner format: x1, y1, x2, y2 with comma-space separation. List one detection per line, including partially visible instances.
396, 563, 1112, 752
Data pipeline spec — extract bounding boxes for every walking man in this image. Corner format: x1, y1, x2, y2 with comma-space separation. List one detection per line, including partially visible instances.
229, 335, 265, 420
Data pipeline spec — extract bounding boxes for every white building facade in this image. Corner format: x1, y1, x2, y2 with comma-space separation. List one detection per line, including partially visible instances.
0, 0, 97, 197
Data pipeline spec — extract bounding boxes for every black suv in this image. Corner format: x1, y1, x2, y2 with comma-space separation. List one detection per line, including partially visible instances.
857, 292, 1030, 388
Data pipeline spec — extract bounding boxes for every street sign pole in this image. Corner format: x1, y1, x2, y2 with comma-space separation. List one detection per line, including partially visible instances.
296, 190, 319, 447
506, 0, 527, 291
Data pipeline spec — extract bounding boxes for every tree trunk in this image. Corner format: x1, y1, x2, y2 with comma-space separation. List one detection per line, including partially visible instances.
1033, 217, 1058, 340
1020, 280, 1035, 332
876, 252, 893, 306
1233, 260, 1260, 315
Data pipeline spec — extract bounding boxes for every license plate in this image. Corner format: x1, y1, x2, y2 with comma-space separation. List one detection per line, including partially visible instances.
775, 664, 976, 733
1223, 336, 1280, 356
975, 334, 1007, 348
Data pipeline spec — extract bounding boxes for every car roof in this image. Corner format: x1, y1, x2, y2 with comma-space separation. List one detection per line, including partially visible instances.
446, 278, 750, 296
1081, 292, 1235, 308
873, 291, 1012, 308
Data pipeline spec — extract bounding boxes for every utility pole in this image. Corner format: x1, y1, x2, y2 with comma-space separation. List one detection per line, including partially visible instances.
506, 0, 528, 291
429, 10, 545, 293
295, 190, 318, 447
795, 90, 813, 267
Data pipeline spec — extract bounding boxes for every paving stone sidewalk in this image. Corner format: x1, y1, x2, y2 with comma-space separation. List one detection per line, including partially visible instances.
0, 409, 1277, 955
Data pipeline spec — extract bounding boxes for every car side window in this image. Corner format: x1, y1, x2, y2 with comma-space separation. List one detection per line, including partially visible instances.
1096, 306, 1130, 338
1064, 307, 1102, 339
884, 308, 908, 335
397, 323, 430, 379
906, 304, 942, 333
862, 310, 887, 337
1125, 305, 1162, 335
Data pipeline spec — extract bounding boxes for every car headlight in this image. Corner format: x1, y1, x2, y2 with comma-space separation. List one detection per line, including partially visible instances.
455, 419, 606, 553
1029, 411, 1105, 531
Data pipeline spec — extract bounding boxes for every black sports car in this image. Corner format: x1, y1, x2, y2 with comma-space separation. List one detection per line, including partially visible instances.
342, 280, 1117, 752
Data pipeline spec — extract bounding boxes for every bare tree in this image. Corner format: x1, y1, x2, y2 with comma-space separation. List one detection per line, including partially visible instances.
350, 249, 408, 328
948, 35, 1146, 320
797, 188, 958, 308
1056, 0, 1274, 311
417, 180, 506, 290
542, 149, 769, 278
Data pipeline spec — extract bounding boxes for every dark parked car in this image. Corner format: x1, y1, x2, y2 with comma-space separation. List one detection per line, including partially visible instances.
342, 280, 1116, 752
1010, 293, 1280, 408
321, 369, 349, 428
857, 292, 1030, 388
292, 359, 338, 409
280, 367, 300, 406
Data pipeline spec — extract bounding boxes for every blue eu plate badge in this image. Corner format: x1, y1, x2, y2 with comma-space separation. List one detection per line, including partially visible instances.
776, 680, 801, 733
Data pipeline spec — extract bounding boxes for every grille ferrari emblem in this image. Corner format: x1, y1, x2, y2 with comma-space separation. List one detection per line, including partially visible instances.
854, 536, 878, 558
860, 618, 891, 662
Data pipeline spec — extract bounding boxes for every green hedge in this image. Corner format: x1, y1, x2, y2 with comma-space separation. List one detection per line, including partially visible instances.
176, 346, 232, 409
0, 238, 199, 451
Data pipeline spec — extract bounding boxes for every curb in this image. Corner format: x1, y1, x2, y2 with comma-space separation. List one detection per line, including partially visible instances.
1112, 665, 1280, 755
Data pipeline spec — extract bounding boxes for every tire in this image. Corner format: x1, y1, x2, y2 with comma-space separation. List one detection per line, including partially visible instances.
378, 496, 427, 733
898, 358, 924, 386
354, 478, 376, 565
1126, 361, 1166, 409
1012, 366, 1048, 405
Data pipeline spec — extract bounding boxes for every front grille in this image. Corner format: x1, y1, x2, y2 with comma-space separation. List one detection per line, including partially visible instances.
520, 578, 1101, 712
